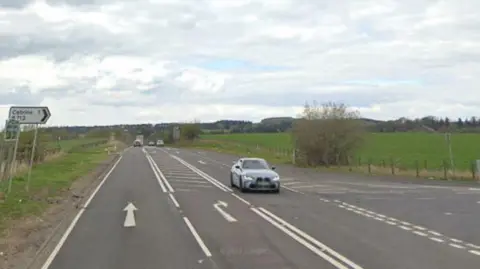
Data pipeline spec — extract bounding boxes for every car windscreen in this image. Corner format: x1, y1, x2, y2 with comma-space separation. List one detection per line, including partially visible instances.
242, 159, 269, 169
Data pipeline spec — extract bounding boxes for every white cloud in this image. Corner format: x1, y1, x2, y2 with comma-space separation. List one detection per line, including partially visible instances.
0, 0, 479, 126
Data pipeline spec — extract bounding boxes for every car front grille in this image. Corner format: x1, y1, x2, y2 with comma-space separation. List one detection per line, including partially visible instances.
256, 177, 271, 182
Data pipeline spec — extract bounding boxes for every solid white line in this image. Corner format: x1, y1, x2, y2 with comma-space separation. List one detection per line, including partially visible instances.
257, 208, 364, 269
169, 193, 180, 208
41, 155, 123, 269
231, 193, 251, 206
251, 208, 351, 269
146, 155, 167, 192
148, 155, 175, 193
183, 217, 212, 257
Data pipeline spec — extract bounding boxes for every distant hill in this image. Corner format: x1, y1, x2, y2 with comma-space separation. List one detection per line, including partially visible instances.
40, 115, 480, 141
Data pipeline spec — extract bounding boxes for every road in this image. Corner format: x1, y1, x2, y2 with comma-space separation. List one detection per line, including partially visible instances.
40, 146, 480, 269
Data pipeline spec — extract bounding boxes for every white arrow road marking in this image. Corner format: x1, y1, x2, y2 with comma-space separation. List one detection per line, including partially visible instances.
213, 200, 237, 222
123, 202, 137, 227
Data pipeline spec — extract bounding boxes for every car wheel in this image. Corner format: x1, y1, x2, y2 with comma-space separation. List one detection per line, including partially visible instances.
272, 188, 280, 194
239, 176, 247, 193
230, 173, 235, 187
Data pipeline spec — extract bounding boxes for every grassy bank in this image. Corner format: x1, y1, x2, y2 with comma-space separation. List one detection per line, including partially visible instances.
0, 140, 117, 233
201, 133, 480, 171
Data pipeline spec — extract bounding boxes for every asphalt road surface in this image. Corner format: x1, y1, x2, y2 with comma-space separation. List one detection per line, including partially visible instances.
40, 146, 480, 269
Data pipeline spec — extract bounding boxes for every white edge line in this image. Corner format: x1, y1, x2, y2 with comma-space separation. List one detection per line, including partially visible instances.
149, 154, 175, 193
41, 155, 123, 269
250, 208, 350, 269
257, 207, 364, 269
182, 217, 212, 257
146, 154, 167, 192
169, 193, 180, 208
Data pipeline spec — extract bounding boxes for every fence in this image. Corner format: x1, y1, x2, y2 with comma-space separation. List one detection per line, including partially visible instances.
202, 140, 480, 181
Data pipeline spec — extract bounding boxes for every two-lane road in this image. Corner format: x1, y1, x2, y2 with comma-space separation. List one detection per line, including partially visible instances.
41, 147, 360, 269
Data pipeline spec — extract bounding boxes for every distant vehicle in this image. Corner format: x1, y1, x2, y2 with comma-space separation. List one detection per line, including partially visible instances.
135, 134, 144, 145
148, 141, 155, 146
156, 140, 164, 147
230, 157, 280, 193
133, 140, 142, 147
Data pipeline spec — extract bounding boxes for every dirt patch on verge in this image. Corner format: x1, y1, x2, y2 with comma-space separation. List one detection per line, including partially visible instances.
0, 153, 121, 269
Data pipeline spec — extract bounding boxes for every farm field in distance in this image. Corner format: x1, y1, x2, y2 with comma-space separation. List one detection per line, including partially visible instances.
200, 132, 480, 171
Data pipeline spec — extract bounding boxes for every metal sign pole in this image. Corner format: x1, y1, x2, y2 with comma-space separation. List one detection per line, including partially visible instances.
26, 124, 38, 192
7, 128, 21, 194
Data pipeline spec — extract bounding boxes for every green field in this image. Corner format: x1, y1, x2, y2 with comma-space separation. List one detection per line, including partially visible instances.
201, 133, 480, 171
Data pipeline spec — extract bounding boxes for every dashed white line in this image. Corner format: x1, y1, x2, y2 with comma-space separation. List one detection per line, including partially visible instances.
413, 231, 428, 236
283, 185, 304, 194
198, 160, 206, 164
399, 226, 412, 231
386, 221, 397, 225
470, 250, 480, 256
449, 243, 465, 249
413, 226, 426, 230
430, 237, 444, 243
450, 238, 463, 243
428, 231, 442, 236
467, 243, 480, 249
183, 217, 212, 257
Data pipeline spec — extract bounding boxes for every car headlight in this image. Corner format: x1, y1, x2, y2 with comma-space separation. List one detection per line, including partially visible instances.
244, 176, 254, 181
272, 176, 280, 181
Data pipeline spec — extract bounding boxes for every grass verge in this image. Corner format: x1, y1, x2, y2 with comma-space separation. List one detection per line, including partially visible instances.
0, 140, 115, 234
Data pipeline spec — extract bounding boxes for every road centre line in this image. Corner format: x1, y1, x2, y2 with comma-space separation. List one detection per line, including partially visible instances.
145, 153, 213, 258
41, 155, 124, 269
169, 154, 364, 269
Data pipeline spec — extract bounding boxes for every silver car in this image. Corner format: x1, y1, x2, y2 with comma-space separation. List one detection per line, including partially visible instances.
230, 158, 280, 193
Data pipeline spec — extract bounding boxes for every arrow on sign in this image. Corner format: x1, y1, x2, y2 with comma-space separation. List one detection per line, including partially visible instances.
123, 202, 137, 227
213, 201, 237, 222
8, 106, 51, 124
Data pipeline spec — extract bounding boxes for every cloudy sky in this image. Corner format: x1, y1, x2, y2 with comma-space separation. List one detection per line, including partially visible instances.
0, 0, 479, 126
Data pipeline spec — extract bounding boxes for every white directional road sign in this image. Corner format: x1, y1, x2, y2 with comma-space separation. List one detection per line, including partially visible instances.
9, 106, 51, 124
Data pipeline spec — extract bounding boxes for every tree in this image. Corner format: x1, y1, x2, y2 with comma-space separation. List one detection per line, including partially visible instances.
292, 101, 365, 166
181, 122, 201, 140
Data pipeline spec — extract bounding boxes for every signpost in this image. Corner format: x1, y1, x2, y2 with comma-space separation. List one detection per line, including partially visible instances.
4, 119, 20, 141
5, 106, 51, 193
